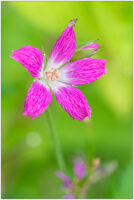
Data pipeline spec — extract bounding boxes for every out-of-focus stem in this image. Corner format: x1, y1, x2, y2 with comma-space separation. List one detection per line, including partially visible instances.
46, 107, 66, 172
83, 118, 95, 165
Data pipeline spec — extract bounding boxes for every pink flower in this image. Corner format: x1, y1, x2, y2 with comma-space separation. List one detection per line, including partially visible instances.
80, 42, 99, 53
10, 19, 106, 120
74, 160, 86, 180
63, 194, 74, 199
56, 171, 72, 189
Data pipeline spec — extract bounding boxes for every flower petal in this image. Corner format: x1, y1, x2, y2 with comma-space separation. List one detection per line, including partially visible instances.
46, 19, 77, 70
59, 58, 106, 85
23, 81, 51, 119
49, 82, 91, 121
10, 46, 44, 78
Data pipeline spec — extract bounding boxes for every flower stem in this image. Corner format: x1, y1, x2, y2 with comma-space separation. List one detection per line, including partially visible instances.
46, 107, 66, 172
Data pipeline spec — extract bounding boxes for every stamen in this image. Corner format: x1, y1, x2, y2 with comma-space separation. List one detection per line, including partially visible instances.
45, 67, 60, 81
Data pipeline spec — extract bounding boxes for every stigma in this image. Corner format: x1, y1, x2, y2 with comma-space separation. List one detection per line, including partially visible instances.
45, 67, 60, 81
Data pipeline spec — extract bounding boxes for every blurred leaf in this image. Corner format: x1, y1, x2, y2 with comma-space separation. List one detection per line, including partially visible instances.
112, 164, 133, 198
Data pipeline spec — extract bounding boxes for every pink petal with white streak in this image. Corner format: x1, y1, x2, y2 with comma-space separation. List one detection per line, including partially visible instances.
46, 20, 77, 70
10, 46, 43, 78
59, 58, 106, 85
23, 81, 51, 119
49, 82, 91, 121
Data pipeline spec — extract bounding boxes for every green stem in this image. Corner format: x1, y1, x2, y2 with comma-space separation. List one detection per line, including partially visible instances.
84, 121, 95, 165
46, 107, 66, 171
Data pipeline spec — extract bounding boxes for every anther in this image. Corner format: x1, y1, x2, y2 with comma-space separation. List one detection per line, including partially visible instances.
45, 67, 60, 81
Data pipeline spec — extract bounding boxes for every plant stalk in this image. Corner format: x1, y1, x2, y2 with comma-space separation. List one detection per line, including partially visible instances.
46, 107, 66, 172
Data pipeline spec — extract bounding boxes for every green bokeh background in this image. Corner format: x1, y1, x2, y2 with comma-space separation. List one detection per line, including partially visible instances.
2, 1, 133, 199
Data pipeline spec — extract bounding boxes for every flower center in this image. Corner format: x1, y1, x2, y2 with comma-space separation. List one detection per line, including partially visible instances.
45, 67, 60, 81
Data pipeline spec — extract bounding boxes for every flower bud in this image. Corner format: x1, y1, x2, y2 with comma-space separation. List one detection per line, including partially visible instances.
56, 171, 72, 189
63, 194, 74, 199
74, 160, 86, 180
71, 41, 99, 61
80, 43, 99, 53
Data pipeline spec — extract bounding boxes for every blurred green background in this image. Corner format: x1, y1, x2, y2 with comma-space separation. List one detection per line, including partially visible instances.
2, 1, 133, 199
